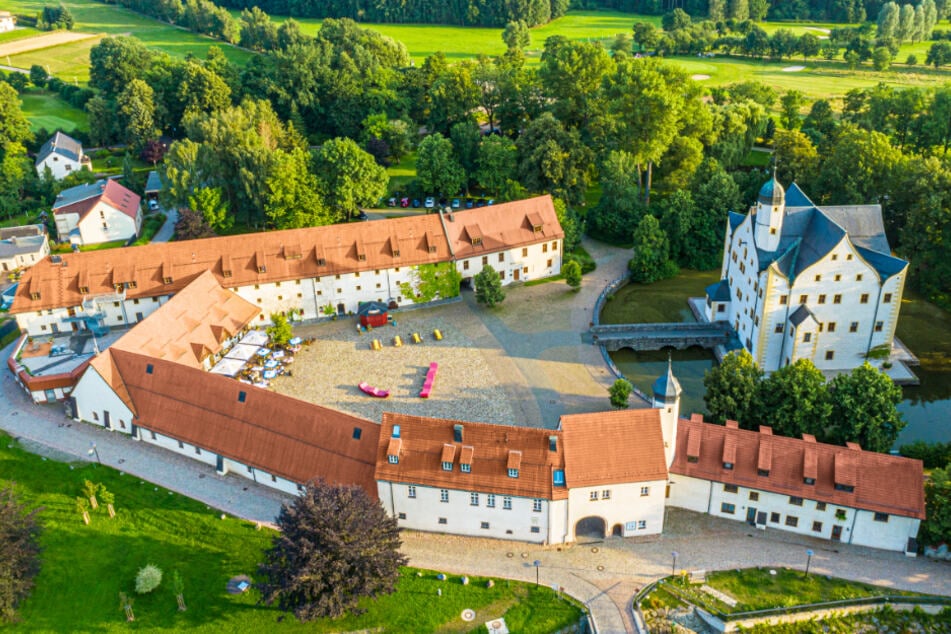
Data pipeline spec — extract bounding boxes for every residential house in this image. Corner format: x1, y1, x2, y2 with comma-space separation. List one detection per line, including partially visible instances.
0, 11, 16, 32
0, 225, 49, 273
34, 132, 91, 180
52, 179, 141, 247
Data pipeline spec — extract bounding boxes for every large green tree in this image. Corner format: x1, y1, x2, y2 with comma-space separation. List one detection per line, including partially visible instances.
538, 37, 612, 130
827, 363, 905, 452
267, 148, 330, 229
257, 480, 405, 621
920, 467, 951, 547
0, 84, 31, 152
474, 264, 505, 307
313, 138, 387, 223
89, 36, 151, 98
757, 359, 832, 439
815, 123, 898, 205
476, 135, 517, 197
187, 187, 231, 233
628, 215, 677, 284
516, 112, 591, 205
0, 485, 41, 624
116, 79, 157, 151
703, 349, 764, 427
415, 133, 466, 197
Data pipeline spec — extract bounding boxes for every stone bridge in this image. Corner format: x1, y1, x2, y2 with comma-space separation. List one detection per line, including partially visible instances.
589, 322, 737, 352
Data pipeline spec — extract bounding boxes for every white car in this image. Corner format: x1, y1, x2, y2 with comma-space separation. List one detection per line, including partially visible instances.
148, 200, 160, 211
424, 197, 435, 209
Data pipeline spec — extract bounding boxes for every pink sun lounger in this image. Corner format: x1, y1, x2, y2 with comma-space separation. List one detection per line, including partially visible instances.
419, 362, 438, 398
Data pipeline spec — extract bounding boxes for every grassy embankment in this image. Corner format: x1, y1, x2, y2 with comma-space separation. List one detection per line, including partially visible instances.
0, 431, 581, 632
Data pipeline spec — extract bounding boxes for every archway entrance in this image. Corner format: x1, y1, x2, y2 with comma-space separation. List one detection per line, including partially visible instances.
575, 516, 606, 539
612, 524, 623, 537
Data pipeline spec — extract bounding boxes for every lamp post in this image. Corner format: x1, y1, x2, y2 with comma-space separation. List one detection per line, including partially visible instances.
804, 549, 814, 577
87, 441, 101, 466
671, 551, 678, 576
533, 560, 541, 586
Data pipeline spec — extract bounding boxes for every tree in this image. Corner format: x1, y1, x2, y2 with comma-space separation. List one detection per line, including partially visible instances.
187, 187, 231, 232
797, 33, 821, 61
502, 20, 530, 51
609, 378, 633, 409
538, 37, 612, 130
516, 112, 591, 205
563, 259, 582, 290
553, 198, 582, 252
661, 9, 691, 32
474, 265, 505, 307
450, 120, 481, 191
773, 129, 818, 186
703, 350, 764, 427
926, 41, 951, 68
815, 124, 898, 205
878, 2, 901, 41
872, 46, 892, 71
135, 565, 162, 594
267, 313, 293, 346
89, 37, 151, 99
117, 79, 157, 150
85, 95, 117, 147
257, 480, 405, 621
779, 90, 805, 130
0, 485, 41, 624
173, 208, 216, 240
920, 467, 951, 547
0, 83, 32, 151
415, 133, 465, 197
757, 359, 831, 439
140, 139, 167, 166
267, 148, 330, 229
28, 65, 47, 88
827, 363, 905, 452
476, 135, 517, 197
729, 0, 749, 21
313, 138, 386, 223
628, 215, 677, 284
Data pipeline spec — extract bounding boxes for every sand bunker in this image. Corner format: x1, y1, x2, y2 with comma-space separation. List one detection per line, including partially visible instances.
782, 65, 806, 72
691, 74, 711, 80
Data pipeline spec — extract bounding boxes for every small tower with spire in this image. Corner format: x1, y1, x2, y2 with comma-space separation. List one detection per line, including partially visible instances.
754, 168, 785, 252
652, 356, 682, 468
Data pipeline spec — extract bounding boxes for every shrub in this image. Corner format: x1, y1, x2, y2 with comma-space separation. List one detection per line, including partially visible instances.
135, 564, 162, 594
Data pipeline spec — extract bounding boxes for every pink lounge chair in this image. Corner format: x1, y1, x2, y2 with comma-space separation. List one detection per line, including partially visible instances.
359, 382, 390, 398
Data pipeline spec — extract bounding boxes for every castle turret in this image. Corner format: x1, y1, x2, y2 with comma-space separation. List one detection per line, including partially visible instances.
754, 174, 785, 252
652, 357, 682, 468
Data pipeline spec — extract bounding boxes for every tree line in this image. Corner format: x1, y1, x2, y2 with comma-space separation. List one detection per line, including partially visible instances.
594, 0, 951, 22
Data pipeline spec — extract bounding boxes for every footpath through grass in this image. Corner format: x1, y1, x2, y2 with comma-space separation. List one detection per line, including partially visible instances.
0, 432, 581, 632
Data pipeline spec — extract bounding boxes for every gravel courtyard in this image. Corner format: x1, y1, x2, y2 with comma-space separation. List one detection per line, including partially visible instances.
271, 300, 532, 427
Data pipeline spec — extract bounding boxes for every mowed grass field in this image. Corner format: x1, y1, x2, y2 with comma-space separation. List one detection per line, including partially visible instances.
19, 89, 89, 132
0, 431, 581, 632
3, 0, 252, 81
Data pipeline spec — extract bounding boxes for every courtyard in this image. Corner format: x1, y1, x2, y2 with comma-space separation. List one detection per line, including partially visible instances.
269, 241, 635, 429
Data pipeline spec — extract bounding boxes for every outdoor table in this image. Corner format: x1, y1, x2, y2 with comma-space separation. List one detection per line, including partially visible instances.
256, 348, 271, 358
264, 359, 279, 369
289, 336, 302, 345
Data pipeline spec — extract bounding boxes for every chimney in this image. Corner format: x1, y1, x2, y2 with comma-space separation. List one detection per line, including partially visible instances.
453, 424, 463, 443
725, 420, 739, 429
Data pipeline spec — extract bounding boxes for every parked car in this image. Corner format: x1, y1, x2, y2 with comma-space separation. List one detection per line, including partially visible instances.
424, 197, 435, 209
475, 199, 487, 207
148, 200, 159, 211
412, 198, 421, 208
400, 197, 410, 207
452, 198, 461, 209
487, 199, 495, 206
465, 199, 475, 209
356, 210, 368, 221
387, 197, 397, 207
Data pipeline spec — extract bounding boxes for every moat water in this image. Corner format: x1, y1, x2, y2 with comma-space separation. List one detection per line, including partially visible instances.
602, 279, 951, 449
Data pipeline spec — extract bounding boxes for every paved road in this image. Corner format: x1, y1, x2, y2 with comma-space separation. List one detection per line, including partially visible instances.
1, 241, 948, 633
151, 206, 179, 243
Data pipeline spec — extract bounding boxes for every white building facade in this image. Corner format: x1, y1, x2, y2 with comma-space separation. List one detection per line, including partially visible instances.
34, 132, 90, 180
52, 179, 142, 246
705, 178, 908, 372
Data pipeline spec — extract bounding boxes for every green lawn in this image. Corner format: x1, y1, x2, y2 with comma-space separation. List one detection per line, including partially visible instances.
0, 432, 581, 632
20, 89, 88, 132
0, 25, 41, 43
600, 269, 720, 325
387, 151, 418, 194
3, 0, 252, 81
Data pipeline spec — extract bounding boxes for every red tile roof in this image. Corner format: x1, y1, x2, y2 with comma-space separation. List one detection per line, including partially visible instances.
112, 350, 380, 493
375, 413, 567, 500
53, 180, 140, 222
559, 409, 669, 487
671, 417, 925, 520
12, 196, 561, 314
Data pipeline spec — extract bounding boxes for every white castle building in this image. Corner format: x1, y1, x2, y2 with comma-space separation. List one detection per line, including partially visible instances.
705, 177, 908, 372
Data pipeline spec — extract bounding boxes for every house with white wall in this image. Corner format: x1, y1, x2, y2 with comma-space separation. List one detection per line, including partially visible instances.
0, 225, 49, 273
667, 415, 925, 553
52, 179, 141, 246
10, 196, 562, 337
705, 177, 907, 373
0, 11, 16, 32
35, 132, 90, 180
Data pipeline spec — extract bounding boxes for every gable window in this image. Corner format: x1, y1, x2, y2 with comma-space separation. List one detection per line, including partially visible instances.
408, 486, 416, 498
856, 274, 863, 281
835, 274, 841, 281
883, 293, 892, 303
507, 468, 519, 478
774, 324, 784, 334
814, 274, 821, 282
440, 489, 449, 503
553, 470, 566, 487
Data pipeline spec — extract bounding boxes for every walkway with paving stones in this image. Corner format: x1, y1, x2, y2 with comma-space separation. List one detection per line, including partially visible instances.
1, 239, 947, 633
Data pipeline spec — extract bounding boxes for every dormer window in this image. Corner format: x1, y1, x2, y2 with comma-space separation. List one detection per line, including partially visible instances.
30, 292, 40, 300
471, 237, 482, 246
393, 249, 400, 257
257, 264, 266, 274
553, 469, 565, 487
316, 258, 326, 266
834, 483, 854, 493
223, 269, 232, 278
441, 461, 453, 471
388, 454, 399, 464
757, 469, 770, 477
358, 254, 366, 262
533, 224, 542, 233
126, 281, 137, 289
428, 246, 437, 254
804, 477, 816, 485
507, 468, 519, 478
723, 462, 734, 470
163, 276, 173, 284
79, 286, 89, 294
114, 284, 123, 292
460, 463, 471, 473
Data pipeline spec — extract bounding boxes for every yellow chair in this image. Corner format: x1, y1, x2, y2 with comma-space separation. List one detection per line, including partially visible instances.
433, 329, 443, 341
371, 339, 382, 351
394, 336, 403, 347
